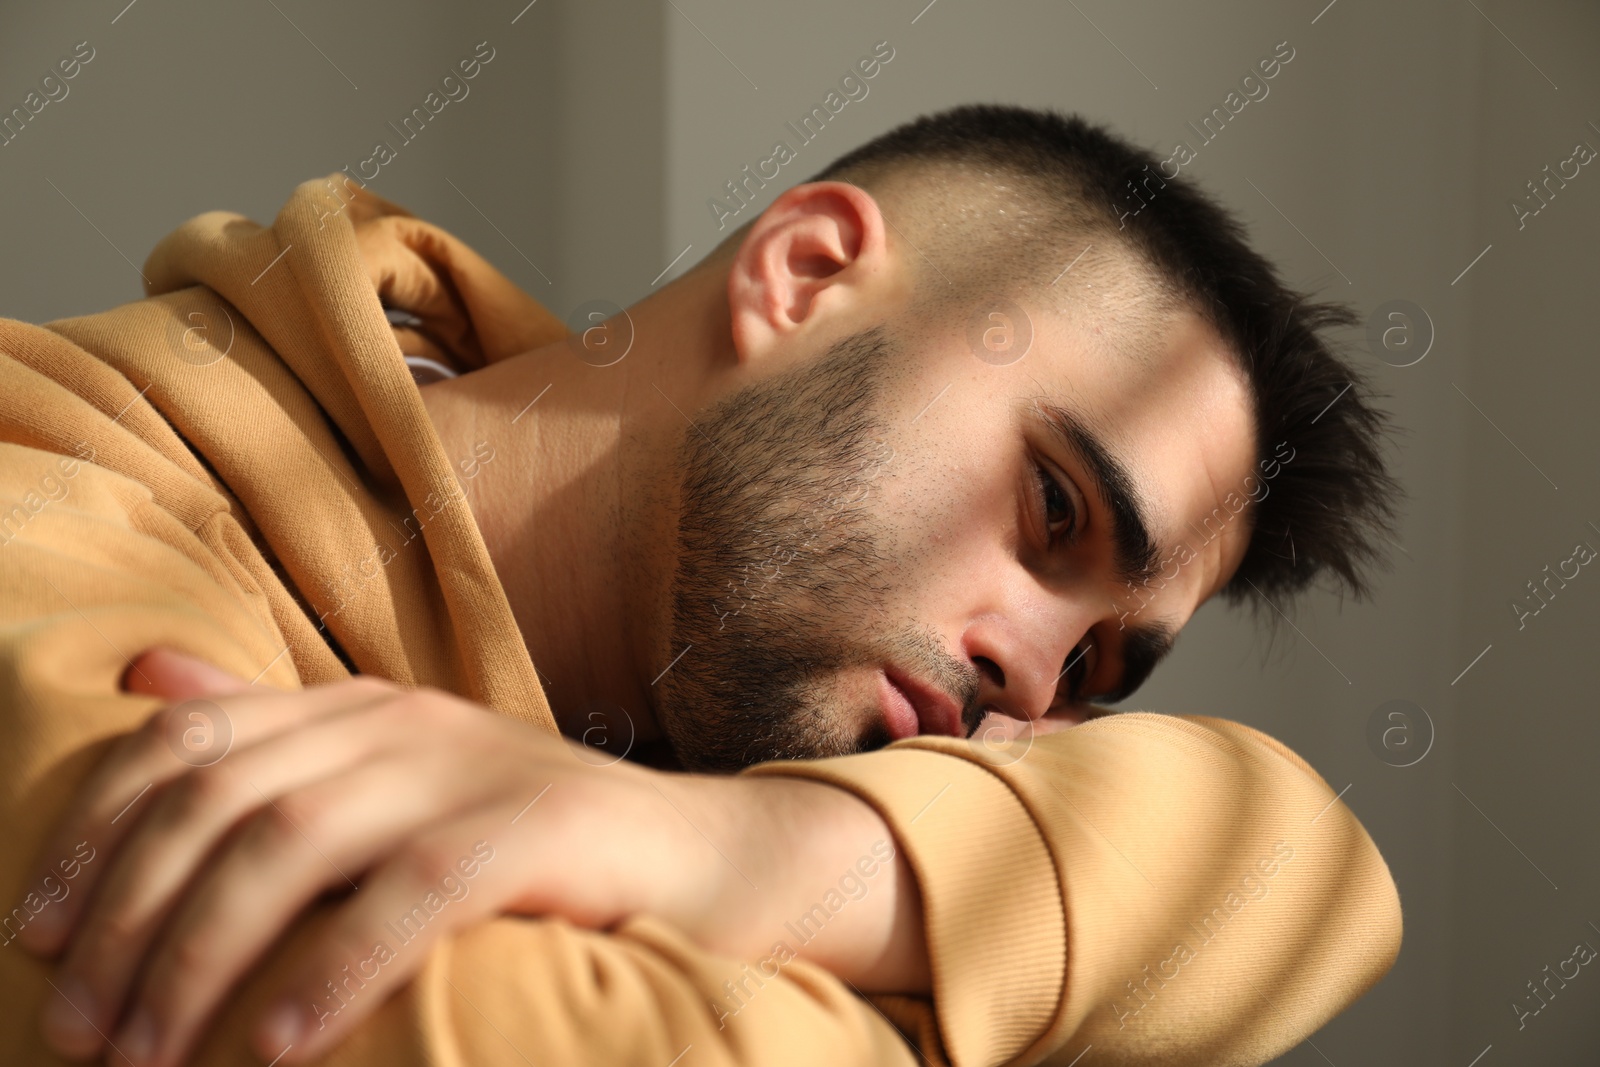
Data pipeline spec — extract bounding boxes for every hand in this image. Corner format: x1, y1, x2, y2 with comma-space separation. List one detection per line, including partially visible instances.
19, 649, 923, 1066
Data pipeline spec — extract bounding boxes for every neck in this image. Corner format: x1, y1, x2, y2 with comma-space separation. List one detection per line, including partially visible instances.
418, 268, 730, 754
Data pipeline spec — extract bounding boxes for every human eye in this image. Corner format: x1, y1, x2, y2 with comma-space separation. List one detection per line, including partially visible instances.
1033, 461, 1081, 546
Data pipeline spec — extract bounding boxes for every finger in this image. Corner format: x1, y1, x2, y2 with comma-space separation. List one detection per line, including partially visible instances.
121, 647, 256, 701
39, 703, 401, 1060
251, 812, 522, 1065
115, 759, 507, 1067
17, 677, 395, 960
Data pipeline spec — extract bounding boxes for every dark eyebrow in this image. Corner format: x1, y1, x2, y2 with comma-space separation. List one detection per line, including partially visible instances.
1101, 620, 1177, 704
1034, 401, 1163, 588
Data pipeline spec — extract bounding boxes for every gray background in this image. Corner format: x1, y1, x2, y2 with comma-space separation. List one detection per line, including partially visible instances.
3, 0, 1597, 1063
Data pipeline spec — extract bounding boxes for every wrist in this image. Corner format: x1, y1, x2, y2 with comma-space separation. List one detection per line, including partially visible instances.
699, 775, 932, 993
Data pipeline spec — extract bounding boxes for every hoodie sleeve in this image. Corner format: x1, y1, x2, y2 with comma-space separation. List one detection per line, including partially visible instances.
745, 714, 1403, 1067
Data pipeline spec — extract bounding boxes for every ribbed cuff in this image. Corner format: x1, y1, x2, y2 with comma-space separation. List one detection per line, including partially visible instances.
745, 744, 1065, 1067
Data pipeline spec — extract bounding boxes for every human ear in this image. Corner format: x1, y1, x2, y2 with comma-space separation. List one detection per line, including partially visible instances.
725, 181, 887, 366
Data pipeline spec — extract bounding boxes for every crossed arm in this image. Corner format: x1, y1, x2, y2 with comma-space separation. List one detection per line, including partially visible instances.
14, 642, 1404, 1067
20, 649, 938, 1066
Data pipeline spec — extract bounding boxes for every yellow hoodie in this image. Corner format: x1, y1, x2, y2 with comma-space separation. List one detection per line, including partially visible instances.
0, 174, 1401, 1067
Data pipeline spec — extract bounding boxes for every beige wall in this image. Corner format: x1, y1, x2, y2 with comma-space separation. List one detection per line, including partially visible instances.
0, 0, 660, 324
1452, 1, 1600, 1059
3, 1, 1597, 1062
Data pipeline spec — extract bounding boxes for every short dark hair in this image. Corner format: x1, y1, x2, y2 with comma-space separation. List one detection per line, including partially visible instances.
809, 104, 1399, 608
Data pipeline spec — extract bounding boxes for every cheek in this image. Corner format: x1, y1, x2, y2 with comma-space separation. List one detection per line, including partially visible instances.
868, 445, 1014, 599
866, 363, 1025, 603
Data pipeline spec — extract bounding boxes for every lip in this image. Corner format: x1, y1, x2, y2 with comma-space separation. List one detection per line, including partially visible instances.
880, 668, 964, 740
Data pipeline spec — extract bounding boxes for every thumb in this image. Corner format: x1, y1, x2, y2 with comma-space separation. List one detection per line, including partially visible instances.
121, 647, 256, 700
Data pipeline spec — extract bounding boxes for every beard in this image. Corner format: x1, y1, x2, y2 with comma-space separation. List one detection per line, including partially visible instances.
656, 327, 980, 773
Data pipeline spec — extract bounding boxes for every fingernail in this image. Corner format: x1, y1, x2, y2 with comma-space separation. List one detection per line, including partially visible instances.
41, 977, 99, 1054
117, 1006, 156, 1065
257, 1000, 303, 1056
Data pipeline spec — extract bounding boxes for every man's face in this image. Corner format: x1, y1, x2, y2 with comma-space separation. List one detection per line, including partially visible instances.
655, 297, 1257, 773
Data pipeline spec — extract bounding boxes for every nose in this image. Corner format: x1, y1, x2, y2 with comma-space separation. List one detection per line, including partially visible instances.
960, 609, 1089, 723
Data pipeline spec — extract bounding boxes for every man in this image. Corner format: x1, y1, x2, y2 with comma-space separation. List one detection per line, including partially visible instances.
0, 105, 1401, 1066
